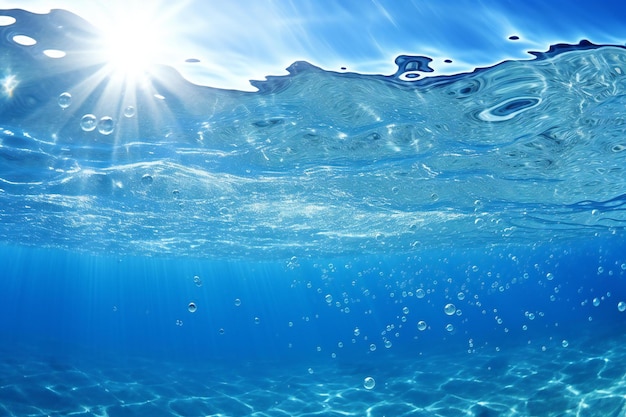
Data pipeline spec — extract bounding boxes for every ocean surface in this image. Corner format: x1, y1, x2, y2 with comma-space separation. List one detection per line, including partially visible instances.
1, 3, 626, 417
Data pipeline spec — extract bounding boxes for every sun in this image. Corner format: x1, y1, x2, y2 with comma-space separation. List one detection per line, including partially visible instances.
100, 15, 162, 79
93, 1, 186, 80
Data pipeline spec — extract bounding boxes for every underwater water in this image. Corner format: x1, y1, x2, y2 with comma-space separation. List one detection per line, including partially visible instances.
1, 3, 626, 417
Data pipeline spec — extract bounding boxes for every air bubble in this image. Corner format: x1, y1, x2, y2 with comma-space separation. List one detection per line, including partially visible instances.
593, 297, 600, 307
445, 323, 454, 332
416, 289, 425, 299
325, 294, 333, 303
354, 327, 360, 336
0, 16, 16, 26
363, 376, 376, 390
618, 301, 626, 312
188, 302, 197, 313
12, 35, 36, 46
193, 275, 202, 287
546, 272, 554, 281
57, 92, 72, 109
457, 292, 465, 300
98, 116, 115, 135
124, 105, 136, 118
43, 49, 66, 58
80, 114, 97, 132
234, 298, 241, 307
417, 320, 427, 331
369, 343, 376, 352
562, 340, 569, 348
402, 306, 409, 315
444, 303, 456, 315
254, 317, 261, 324
141, 174, 153, 185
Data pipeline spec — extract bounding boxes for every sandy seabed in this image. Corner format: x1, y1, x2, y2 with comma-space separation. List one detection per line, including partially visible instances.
1, 333, 625, 417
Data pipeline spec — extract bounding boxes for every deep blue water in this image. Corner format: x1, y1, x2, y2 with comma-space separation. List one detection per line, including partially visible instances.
1, 4, 626, 417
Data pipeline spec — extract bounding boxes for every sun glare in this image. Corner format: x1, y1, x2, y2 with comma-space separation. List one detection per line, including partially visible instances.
100, 14, 164, 79
2, 74, 18, 98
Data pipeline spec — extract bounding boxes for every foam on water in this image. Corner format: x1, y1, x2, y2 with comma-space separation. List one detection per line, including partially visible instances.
0, 9, 625, 258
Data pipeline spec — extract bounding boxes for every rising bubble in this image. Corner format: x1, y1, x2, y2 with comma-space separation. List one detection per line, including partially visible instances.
98, 116, 115, 135
444, 303, 456, 315
562, 340, 569, 348
417, 320, 427, 331
124, 105, 136, 118
254, 317, 261, 324
445, 323, 454, 332
593, 297, 601, 307
325, 294, 333, 303
618, 301, 626, 312
57, 92, 71, 109
193, 275, 202, 287
234, 298, 241, 307
188, 302, 197, 313
416, 289, 425, 298
141, 174, 153, 185
363, 376, 376, 390
80, 114, 97, 132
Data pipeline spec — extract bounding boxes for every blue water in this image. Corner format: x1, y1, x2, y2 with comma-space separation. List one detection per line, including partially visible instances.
1, 4, 626, 417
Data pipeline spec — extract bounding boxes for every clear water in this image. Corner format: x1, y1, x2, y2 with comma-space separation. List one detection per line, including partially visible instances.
1, 4, 626, 417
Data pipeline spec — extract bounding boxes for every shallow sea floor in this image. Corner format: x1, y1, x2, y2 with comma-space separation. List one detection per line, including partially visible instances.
2, 331, 625, 417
